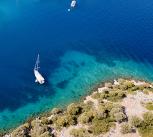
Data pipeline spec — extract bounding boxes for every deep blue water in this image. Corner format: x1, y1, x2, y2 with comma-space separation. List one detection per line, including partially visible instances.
0, 0, 153, 130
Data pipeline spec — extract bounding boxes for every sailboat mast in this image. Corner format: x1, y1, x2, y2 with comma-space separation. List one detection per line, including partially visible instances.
34, 54, 40, 70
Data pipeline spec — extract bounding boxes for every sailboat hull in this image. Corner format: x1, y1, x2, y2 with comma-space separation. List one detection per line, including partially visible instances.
34, 69, 45, 84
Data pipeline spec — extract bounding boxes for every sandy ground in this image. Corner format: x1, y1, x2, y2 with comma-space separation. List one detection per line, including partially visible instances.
122, 92, 153, 118
84, 95, 99, 110
122, 94, 147, 118
58, 124, 89, 137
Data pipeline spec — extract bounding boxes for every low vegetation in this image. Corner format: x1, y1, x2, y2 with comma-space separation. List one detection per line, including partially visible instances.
70, 128, 90, 137
138, 112, 153, 137
122, 113, 153, 137
120, 123, 132, 134
130, 116, 142, 128
4, 78, 153, 137
91, 89, 126, 102
145, 102, 153, 110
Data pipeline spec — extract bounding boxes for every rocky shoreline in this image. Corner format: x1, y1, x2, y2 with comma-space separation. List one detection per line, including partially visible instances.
2, 78, 153, 137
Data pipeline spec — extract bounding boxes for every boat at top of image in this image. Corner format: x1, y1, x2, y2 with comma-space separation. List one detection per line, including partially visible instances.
68, 0, 77, 11
71, 0, 77, 8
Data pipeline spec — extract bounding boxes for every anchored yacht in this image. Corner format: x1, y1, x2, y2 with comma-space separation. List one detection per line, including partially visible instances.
34, 54, 45, 84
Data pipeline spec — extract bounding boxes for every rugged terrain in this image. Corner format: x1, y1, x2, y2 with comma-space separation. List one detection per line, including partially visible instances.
3, 78, 153, 137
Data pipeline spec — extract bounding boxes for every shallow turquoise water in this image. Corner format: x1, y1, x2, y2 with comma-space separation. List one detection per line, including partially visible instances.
0, 0, 153, 130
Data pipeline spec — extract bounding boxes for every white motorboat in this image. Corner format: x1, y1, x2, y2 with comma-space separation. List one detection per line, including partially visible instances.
68, 0, 77, 11
71, 0, 76, 8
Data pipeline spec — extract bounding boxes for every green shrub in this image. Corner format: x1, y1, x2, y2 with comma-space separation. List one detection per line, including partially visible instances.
124, 81, 135, 88
138, 122, 153, 137
30, 125, 48, 137
137, 84, 150, 91
114, 112, 127, 123
23, 123, 30, 128
131, 86, 139, 91
127, 89, 136, 94
137, 112, 153, 137
97, 106, 107, 119
78, 113, 90, 124
119, 80, 135, 90
109, 104, 126, 122
120, 123, 132, 134
104, 102, 114, 111
55, 114, 77, 129
51, 108, 63, 115
143, 112, 153, 125
143, 89, 149, 95
91, 92, 101, 99
31, 120, 37, 128
56, 116, 67, 129
138, 130, 153, 137
97, 102, 121, 119
130, 116, 142, 128
82, 103, 93, 113
118, 91, 126, 98
145, 102, 153, 110
119, 85, 128, 90
100, 92, 109, 99
91, 118, 110, 135
97, 97, 105, 104
41, 117, 52, 125
70, 128, 90, 137
78, 111, 94, 124
110, 105, 123, 113
108, 90, 126, 102
67, 103, 82, 115
49, 115, 58, 124
98, 102, 113, 116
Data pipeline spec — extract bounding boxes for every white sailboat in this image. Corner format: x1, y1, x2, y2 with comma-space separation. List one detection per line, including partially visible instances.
34, 54, 45, 84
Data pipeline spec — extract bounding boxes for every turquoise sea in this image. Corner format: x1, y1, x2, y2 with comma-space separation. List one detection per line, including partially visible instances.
0, 0, 153, 130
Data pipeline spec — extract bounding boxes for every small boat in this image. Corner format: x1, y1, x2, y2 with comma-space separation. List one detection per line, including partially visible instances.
34, 54, 45, 84
71, 0, 76, 8
68, 0, 77, 11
